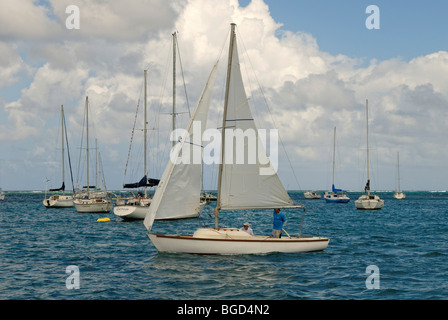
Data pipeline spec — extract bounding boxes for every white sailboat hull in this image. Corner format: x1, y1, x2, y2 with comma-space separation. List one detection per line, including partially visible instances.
115, 200, 204, 220
324, 193, 350, 203
148, 228, 329, 255
355, 195, 384, 210
304, 192, 321, 199
393, 192, 406, 199
114, 197, 151, 219
43, 195, 74, 208
114, 204, 148, 219
74, 199, 112, 213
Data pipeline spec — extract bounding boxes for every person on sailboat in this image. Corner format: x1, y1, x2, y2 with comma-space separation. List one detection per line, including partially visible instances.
272, 209, 286, 238
240, 222, 254, 236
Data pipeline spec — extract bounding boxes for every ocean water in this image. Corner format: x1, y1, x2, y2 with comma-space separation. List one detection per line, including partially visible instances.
0, 191, 447, 300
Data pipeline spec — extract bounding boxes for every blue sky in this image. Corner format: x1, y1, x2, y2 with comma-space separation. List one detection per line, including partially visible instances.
1, 0, 448, 191
248, 0, 448, 61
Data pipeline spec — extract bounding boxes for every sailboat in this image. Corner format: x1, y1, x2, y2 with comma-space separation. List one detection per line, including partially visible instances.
144, 23, 329, 255
355, 99, 384, 210
324, 127, 350, 203
393, 152, 406, 199
43, 105, 74, 208
114, 70, 160, 219
303, 191, 321, 199
73, 97, 113, 213
0, 189, 4, 201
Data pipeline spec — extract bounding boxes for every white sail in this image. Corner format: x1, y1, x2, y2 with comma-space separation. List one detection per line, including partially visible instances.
218, 35, 293, 210
144, 63, 218, 231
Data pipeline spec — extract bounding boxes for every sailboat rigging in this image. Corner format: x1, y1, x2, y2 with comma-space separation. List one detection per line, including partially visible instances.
114, 69, 160, 219
393, 152, 406, 199
355, 99, 384, 210
43, 105, 75, 208
324, 127, 350, 203
144, 23, 329, 255
73, 96, 113, 213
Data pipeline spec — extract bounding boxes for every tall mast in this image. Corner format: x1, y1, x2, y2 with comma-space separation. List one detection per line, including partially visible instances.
86, 96, 90, 197
144, 69, 148, 197
172, 32, 177, 148
214, 23, 236, 229
61, 105, 65, 195
397, 152, 401, 192
366, 99, 370, 195
332, 126, 336, 188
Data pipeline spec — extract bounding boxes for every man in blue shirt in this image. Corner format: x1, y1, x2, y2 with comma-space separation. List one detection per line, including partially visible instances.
272, 208, 286, 238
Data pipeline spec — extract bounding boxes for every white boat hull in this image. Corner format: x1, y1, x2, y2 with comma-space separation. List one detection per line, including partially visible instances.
114, 200, 203, 220
393, 192, 406, 199
148, 228, 329, 255
74, 199, 112, 213
304, 192, 321, 199
43, 195, 74, 208
324, 193, 350, 203
355, 195, 384, 210
114, 204, 148, 219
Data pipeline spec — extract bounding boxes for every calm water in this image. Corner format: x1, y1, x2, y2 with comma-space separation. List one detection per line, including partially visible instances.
0, 191, 447, 300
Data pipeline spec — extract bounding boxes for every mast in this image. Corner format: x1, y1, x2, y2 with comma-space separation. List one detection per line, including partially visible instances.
214, 23, 236, 229
332, 126, 336, 189
397, 152, 401, 192
86, 96, 90, 197
366, 99, 370, 195
144, 69, 148, 197
172, 32, 177, 148
61, 105, 65, 195
95, 138, 98, 189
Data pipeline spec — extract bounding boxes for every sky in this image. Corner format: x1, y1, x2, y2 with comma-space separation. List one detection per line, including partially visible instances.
0, 0, 448, 191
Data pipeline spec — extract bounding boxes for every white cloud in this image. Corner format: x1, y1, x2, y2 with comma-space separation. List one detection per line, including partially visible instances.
0, 0, 447, 191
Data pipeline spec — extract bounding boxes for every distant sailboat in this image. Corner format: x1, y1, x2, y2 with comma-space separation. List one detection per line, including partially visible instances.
393, 152, 406, 199
303, 191, 321, 199
43, 105, 74, 208
324, 127, 350, 203
0, 188, 4, 201
144, 23, 329, 255
113, 70, 159, 220
74, 97, 113, 213
355, 99, 384, 210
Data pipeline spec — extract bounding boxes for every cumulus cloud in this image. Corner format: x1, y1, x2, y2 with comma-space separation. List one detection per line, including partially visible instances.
0, 0, 447, 191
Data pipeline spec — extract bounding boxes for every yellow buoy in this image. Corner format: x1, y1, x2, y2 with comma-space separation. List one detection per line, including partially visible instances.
97, 217, 110, 222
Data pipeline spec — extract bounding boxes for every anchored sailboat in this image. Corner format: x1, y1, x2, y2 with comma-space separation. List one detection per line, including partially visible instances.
74, 97, 113, 213
324, 127, 350, 203
144, 23, 329, 254
43, 105, 74, 208
393, 152, 406, 199
113, 70, 159, 219
355, 99, 384, 210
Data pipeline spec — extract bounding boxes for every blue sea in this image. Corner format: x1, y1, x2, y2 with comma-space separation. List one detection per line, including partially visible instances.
0, 191, 447, 301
